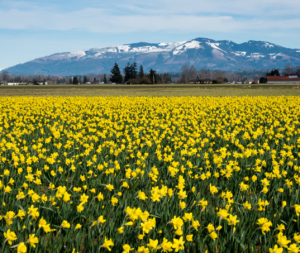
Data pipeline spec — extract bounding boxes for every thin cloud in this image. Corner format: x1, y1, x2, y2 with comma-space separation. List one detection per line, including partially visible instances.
2, 0, 300, 16
112, 0, 300, 16
1, 7, 300, 34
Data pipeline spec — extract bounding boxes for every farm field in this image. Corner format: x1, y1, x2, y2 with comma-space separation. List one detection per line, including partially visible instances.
1, 85, 300, 96
1, 96, 300, 253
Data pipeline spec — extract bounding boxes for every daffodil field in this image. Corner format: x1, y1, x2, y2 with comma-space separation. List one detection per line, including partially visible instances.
1, 96, 300, 253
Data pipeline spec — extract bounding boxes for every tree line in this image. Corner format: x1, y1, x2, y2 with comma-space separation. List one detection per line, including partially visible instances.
0, 71, 110, 85
179, 64, 300, 84
0, 64, 172, 85
109, 62, 171, 84
1, 63, 300, 85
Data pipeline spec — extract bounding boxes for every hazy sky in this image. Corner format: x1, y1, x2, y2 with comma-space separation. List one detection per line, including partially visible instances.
1, 0, 300, 70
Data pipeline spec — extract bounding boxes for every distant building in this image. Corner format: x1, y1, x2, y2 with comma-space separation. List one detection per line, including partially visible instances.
266, 75, 300, 84
2, 80, 48, 85
189, 76, 212, 84
4, 81, 27, 85
32, 80, 48, 85
244, 79, 254, 84
7, 82, 21, 85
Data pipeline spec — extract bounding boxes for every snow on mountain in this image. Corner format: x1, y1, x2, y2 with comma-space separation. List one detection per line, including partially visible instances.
42, 40, 202, 59
264, 42, 274, 48
206, 42, 227, 53
183, 41, 202, 50
29, 39, 288, 61
5, 37, 300, 75
233, 51, 247, 56
39, 50, 86, 61
270, 53, 284, 60
117, 45, 130, 53
95, 40, 194, 56
247, 53, 266, 58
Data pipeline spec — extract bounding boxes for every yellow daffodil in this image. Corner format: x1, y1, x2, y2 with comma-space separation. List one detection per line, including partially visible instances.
26, 234, 39, 248
17, 242, 27, 253
61, 220, 70, 228
100, 237, 114, 251
4, 229, 17, 245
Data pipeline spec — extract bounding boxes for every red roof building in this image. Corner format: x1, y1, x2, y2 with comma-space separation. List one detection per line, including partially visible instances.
266, 75, 300, 83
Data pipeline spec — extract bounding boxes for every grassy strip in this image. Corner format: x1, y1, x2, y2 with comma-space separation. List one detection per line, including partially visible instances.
1, 88, 300, 97
0, 84, 300, 90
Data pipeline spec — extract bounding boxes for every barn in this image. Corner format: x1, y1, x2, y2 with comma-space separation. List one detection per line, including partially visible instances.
266, 75, 300, 84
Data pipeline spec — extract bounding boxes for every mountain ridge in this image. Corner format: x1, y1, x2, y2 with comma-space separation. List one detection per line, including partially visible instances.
5, 37, 300, 75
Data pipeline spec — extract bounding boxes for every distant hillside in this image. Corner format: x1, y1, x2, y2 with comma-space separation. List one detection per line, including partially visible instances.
5, 38, 300, 75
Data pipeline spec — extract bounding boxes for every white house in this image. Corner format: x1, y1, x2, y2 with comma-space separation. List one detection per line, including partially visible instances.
6, 82, 24, 85
2, 81, 48, 85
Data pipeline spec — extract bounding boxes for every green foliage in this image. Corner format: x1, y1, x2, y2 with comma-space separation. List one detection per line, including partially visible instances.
1, 97, 300, 252
128, 76, 151, 84
124, 62, 138, 83
260, 77, 268, 83
73, 77, 79, 85
139, 65, 144, 78
148, 69, 157, 84
266, 70, 280, 76
109, 63, 123, 84
83, 76, 88, 84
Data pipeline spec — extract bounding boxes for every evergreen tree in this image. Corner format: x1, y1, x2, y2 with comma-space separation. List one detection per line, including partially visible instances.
131, 62, 138, 79
73, 77, 79, 85
124, 62, 138, 82
103, 74, 107, 84
148, 69, 157, 84
260, 77, 268, 83
266, 69, 280, 76
109, 63, 123, 84
123, 63, 131, 82
139, 65, 144, 78
83, 76, 88, 83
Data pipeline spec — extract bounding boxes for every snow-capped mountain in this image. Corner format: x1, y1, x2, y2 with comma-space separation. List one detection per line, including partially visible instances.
6, 38, 300, 75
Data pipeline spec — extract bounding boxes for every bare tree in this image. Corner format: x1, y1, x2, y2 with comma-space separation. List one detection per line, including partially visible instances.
225, 73, 233, 83
181, 65, 189, 83
198, 67, 211, 79
189, 65, 197, 81
284, 64, 294, 75
179, 76, 185, 84
1, 70, 9, 82
19, 75, 26, 82
211, 70, 225, 83
181, 65, 197, 83
254, 74, 259, 84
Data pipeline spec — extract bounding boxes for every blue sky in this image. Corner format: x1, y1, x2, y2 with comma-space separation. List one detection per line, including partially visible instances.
1, 0, 300, 70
